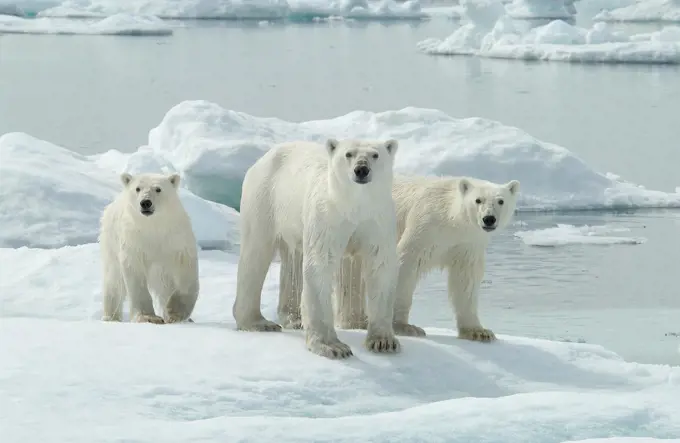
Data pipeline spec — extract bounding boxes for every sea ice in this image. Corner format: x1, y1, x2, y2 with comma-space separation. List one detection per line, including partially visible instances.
142, 100, 680, 212
0, 132, 239, 249
2, 101, 680, 249
594, 0, 680, 23
1, 244, 679, 442
418, 2, 680, 63
514, 223, 647, 247
35, 0, 430, 20
0, 12, 174, 35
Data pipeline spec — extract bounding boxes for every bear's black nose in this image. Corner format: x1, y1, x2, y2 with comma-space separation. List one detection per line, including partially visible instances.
354, 165, 370, 180
140, 199, 153, 210
482, 215, 496, 226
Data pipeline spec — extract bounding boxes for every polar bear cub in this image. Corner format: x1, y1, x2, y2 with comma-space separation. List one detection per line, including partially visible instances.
99, 172, 199, 324
233, 138, 401, 359
334, 175, 520, 342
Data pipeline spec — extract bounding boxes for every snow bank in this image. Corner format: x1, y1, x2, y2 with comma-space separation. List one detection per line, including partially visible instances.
0, 12, 173, 35
0, 132, 239, 249
36, 0, 429, 21
1, 244, 679, 443
514, 223, 646, 246
418, 2, 680, 63
140, 100, 680, 212
594, 0, 680, 23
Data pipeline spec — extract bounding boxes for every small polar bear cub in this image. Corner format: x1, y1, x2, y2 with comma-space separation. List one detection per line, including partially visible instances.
233, 138, 401, 360
334, 175, 520, 342
99, 172, 200, 324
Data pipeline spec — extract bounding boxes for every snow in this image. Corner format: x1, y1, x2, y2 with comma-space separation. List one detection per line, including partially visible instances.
593, 0, 680, 23
0, 132, 239, 249
418, 1, 680, 63
514, 224, 647, 246
143, 100, 680, 212
0, 12, 173, 35
1, 98, 680, 441
1, 243, 680, 442
34, 0, 430, 21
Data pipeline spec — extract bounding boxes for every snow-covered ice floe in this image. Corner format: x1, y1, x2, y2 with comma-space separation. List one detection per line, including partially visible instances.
0, 12, 173, 35
594, 0, 680, 23
2, 100, 679, 248
514, 224, 647, 246
139, 100, 680, 212
1, 243, 680, 442
0, 132, 239, 249
418, 0, 680, 63
35, 0, 431, 21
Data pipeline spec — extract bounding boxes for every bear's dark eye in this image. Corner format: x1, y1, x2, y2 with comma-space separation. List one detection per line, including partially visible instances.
372, 153, 379, 159
498, 199, 504, 205
345, 152, 352, 158
135, 187, 140, 193
155, 187, 161, 193
475, 198, 482, 204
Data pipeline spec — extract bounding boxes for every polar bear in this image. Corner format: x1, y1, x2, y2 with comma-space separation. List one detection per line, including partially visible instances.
99, 172, 199, 324
332, 175, 520, 342
232, 138, 401, 359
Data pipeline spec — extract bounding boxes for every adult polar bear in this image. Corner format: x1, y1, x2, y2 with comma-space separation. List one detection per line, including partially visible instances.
331, 175, 520, 341
232, 138, 402, 359
100, 172, 199, 324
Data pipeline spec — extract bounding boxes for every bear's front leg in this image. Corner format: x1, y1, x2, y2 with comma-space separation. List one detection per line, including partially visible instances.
277, 242, 304, 330
301, 230, 353, 359
165, 286, 199, 324
447, 253, 495, 342
121, 261, 164, 324
360, 228, 401, 354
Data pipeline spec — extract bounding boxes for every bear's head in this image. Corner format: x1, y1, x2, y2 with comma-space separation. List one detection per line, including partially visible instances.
459, 178, 520, 234
120, 172, 182, 218
325, 138, 398, 186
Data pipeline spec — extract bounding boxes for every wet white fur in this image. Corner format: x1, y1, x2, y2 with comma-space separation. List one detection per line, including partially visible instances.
233, 139, 401, 359
99, 172, 199, 324
332, 175, 520, 340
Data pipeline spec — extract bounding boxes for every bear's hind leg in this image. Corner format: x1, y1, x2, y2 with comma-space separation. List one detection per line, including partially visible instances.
101, 264, 124, 322
233, 225, 281, 332
277, 242, 303, 330
334, 255, 368, 330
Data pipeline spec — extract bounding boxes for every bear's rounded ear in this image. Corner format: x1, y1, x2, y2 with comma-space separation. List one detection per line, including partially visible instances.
325, 138, 339, 156
458, 178, 471, 195
505, 180, 520, 195
384, 139, 398, 156
168, 173, 181, 189
120, 173, 133, 187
